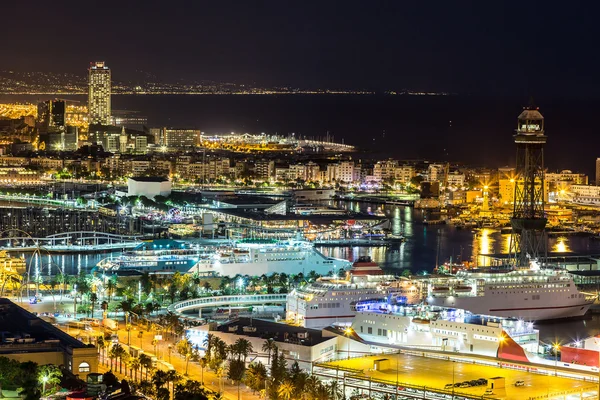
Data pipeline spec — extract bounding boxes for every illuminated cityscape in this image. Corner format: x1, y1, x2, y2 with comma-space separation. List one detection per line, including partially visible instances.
1, 2, 600, 400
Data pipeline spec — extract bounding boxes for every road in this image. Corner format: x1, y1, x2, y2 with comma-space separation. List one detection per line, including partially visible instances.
16, 296, 261, 400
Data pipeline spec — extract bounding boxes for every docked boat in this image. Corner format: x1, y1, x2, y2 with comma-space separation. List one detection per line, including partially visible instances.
352, 300, 540, 362
190, 238, 351, 277
286, 256, 421, 329
425, 260, 595, 320
96, 239, 205, 275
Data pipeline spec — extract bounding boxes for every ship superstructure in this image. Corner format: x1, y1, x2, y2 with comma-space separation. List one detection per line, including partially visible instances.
287, 256, 421, 329
425, 262, 594, 320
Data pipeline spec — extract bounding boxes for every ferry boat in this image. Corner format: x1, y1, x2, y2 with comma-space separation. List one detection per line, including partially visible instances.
190, 239, 351, 277
351, 300, 540, 362
286, 256, 421, 329
424, 260, 595, 321
96, 239, 204, 275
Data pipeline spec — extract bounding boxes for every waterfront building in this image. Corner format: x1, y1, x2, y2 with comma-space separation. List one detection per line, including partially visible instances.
0, 167, 40, 184
446, 171, 465, 187
338, 160, 356, 183
127, 176, 172, 199
571, 184, 600, 205
159, 128, 200, 149
373, 159, 398, 181
546, 170, 588, 194
427, 163, 446, 183
254, 159, 274, 180
88, 61, 111, 125
394, 165, 415, 184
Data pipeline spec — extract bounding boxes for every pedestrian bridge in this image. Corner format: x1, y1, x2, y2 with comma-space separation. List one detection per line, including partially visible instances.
168, 294, 288, 315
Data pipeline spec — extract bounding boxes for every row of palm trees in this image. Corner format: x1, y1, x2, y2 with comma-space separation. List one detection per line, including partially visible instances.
199, 334, 346, 400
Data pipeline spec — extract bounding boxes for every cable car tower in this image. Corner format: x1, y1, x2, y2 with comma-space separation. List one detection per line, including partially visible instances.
509, 104, 547, 268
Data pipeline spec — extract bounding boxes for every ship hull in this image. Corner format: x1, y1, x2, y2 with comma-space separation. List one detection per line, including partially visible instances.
427, 296, 593, 321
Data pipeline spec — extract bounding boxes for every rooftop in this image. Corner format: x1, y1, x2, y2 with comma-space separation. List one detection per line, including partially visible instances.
217, 317, 330, 346
0, 298, 91, 352
129, 176, 169, 183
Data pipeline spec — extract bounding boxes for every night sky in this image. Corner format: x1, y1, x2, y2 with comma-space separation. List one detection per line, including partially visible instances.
3, 1, 600, 96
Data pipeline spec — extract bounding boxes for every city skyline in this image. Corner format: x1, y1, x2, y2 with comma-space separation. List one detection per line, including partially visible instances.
2, 1, 600, 97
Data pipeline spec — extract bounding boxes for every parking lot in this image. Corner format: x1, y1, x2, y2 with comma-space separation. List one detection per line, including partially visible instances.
323, 353, 597, 399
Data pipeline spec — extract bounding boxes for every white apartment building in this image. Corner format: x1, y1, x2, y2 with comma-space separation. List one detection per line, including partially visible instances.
373, 159, 398, 181
394, 165, 415, 184
446, 171, 466, 187
571, 185, 600, 205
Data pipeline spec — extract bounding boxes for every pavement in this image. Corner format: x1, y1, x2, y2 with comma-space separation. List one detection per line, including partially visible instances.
323, 353, 599, 400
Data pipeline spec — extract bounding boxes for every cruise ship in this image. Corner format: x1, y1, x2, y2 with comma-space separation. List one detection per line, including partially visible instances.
351, 300, 540, 362
286, 256, 421, 329
97, 239, 203, 275
190, 239, 351, 277
424, 261, 595, 321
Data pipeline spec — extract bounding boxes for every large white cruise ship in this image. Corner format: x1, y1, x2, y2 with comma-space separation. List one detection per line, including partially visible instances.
286, 256, 421, 329
352, 300, 540, 362
190, 239, 352, 277
424, 261, 595, 321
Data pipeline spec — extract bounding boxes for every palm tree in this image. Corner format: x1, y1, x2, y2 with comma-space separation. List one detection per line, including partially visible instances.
313, 383, 330, 400
245, 362, 267, 394
165, 370, 181, 400
152, 369, 168, 393
199, 357, 208, 385
329, 380, 343, 400
277, 380, 294, 400
305, 375, 320, 399
108, 344, 120, 371
139, 354, 153, 380
176, 338, 193, 375
96, 335, 108, 366
261, 339, 276, 365
129, 356, 141, 381
233, 338, 253, 363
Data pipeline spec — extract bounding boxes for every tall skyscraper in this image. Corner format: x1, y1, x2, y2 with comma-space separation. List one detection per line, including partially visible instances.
88, 61, 111, 125
595, 158, 600, 186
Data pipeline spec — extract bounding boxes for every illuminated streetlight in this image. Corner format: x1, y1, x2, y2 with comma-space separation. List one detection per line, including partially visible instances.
344, 327, 353, 360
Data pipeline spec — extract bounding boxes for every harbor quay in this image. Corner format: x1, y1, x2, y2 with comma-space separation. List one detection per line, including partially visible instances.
318, 352, 597, 400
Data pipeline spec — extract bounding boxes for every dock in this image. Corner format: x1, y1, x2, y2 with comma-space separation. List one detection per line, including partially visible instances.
313, 238, 404, 247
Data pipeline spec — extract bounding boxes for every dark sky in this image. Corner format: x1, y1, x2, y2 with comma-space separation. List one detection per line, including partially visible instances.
3, 1, 600, 96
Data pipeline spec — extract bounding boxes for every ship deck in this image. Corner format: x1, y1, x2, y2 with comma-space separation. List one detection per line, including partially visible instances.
322, 353, 595, 399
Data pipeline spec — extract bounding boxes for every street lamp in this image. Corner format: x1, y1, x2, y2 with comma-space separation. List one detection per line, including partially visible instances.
344, 327, 353, 360
552, 343, 560, 376
126, 324, 132, 346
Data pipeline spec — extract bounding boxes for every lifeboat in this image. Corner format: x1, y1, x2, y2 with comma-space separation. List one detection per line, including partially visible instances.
431, 286, 451, 295
453, 285, 472, 293
412, 317, 431, 324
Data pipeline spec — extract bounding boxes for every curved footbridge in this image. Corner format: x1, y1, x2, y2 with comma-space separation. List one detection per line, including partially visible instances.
168, 294, 288, 319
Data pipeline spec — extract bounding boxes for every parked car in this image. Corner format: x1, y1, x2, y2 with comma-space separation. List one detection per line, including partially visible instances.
515, 380, 525, 387
444, 383, 454, 389
484, 389, 494, 395
460, 382, 471, 388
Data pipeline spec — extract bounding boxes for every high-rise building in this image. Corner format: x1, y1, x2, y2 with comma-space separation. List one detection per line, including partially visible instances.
162, 128, 199, 149
88, 61, 111, 125
596, 158, 600, 186
37, 100, 66, 133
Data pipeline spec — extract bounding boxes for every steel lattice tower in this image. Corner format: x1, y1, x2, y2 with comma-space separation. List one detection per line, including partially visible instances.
509, 105, 548, 267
